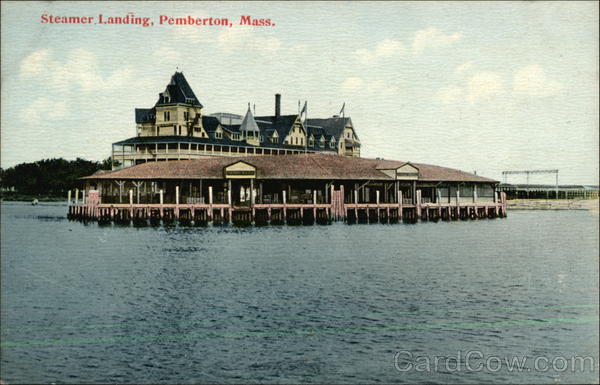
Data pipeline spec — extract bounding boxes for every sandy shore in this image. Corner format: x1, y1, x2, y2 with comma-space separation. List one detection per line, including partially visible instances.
508, 199, 599, 213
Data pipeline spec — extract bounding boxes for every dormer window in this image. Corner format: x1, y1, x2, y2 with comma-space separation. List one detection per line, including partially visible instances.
309, 137, 314, 147
319, 137, 325, 148
215, 131, 223, 139
330, 138, 336, 148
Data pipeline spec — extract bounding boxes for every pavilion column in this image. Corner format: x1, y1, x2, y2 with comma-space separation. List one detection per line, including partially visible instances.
228, 180, 232, 207
208, 186, 213, 220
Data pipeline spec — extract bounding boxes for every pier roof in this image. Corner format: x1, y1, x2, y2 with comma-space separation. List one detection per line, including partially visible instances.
83, 154, 497, 183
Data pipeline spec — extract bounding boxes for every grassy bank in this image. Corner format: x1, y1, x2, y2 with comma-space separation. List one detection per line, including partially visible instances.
0, 192, 65, 202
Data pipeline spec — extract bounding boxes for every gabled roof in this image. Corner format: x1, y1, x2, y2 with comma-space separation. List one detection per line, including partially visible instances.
154, 72, 203, 108
240, 105, 260, 132
254, 114, 299, 145
306, 117, 354, 142
201, 116, 221, 132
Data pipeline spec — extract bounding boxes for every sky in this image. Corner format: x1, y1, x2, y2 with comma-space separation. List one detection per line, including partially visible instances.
1, 1, 598, 184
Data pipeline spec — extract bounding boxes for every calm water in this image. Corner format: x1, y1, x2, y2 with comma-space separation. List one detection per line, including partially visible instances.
1, 202, 598, 384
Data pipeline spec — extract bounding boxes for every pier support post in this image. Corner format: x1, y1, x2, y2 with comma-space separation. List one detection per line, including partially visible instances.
75, 188, 79, 204
313, 190, 317, 220
436, 188, 442, 217
159, 189, 164, 219
227, 182, 232, 207
283, 190, 287, 221
67, 190, 71, 205
416, 190, 422, 219
175, 185, 180, 218
129, 189, 133, 218
398, 190, 403, 219
209, 186, 213, 220
82, 191, 86, 205
456, 188, 460, 219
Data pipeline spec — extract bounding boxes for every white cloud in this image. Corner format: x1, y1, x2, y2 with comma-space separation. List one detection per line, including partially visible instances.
355, 39, 405, 64
466, 72, 504, 104
22, 98, 67, 124
19, 48, 134, 93
216, 27, 281, 53
435, 72, 504, 104
19, 49, 51, 77
436, 86, 463, 104
355, 29, 462, 65
412, 27, 463, 54
513, 64, 563, 96
455, 61, 474, 74
341, 77, 364, 91
340, 77, 401, 96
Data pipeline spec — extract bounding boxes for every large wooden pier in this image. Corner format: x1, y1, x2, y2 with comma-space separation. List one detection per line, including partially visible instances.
73, 154, 508, 225
68, 188, 507, 225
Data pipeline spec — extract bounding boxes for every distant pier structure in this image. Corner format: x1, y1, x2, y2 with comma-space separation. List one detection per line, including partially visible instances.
499, 169, 598, 199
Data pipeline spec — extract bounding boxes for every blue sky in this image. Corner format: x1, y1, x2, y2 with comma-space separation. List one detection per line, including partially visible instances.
1, 1, 598, 184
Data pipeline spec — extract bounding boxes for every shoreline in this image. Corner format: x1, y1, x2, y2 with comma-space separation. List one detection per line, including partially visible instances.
507, 199, 599, 212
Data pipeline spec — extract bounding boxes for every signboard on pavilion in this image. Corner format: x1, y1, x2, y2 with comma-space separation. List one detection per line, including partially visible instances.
224, 161, 257, 179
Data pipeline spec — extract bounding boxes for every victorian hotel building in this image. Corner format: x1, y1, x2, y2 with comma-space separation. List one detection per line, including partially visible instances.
75, 72, 506, 223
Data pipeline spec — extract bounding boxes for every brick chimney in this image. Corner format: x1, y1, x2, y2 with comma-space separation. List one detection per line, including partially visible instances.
275, 94, 281, 118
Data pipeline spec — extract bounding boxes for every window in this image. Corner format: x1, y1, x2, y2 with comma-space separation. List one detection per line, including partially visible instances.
178, 126, 181, 135
164, 111, 170, 121
309, 138, 314, 147
215, 131, 223, 139
270, 136, 278, 144
319, 138, 325, 148
184, 112, 189, 121
330, 139, 336, 148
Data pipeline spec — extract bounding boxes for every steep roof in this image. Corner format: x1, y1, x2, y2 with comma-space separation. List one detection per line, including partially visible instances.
306, 117, 353, 141
239, 105, 260, 132
154, 72, 203, 108
84, 153, 497, 183
254, 114, 299, 145
201, 116, 221, 132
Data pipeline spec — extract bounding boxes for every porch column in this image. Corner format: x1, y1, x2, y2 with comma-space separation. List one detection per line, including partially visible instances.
250, 179, 255, 206
473, 184, 477, 203
412, 181, 417, 204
